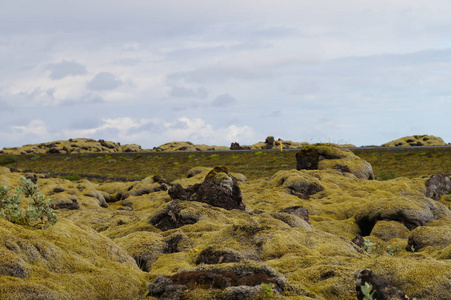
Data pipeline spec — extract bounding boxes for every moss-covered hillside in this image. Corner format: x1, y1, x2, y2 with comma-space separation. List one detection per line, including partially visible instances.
1, 142, 451, 299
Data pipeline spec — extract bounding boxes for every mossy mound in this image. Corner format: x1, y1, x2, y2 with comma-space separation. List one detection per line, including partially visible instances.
0, 138, 146, 155
0, 218, 147, 299
382, 135, 446, 147
2, 155, 451, 299
295, 144, 374, 179
152, 141, 229, 152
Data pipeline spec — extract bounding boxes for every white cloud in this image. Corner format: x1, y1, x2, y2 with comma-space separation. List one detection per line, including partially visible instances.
64, 117, 256, 147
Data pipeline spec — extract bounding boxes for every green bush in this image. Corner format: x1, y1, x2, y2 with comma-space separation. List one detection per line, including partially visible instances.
0, 177, 57, 228
63, 174, 81, 181
0, 155, 18, 165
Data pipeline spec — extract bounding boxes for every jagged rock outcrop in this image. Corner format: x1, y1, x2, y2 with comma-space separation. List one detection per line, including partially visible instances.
295, 144, 374, 179
168, 166, 245, 210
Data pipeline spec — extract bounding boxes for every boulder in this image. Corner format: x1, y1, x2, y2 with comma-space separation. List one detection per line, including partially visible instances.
406, 226, 451, 252
425, 173, 451, 200
196, 247, 241, 265
370, 220, 410, 241
354, 197, 450, 235
279, 206, 309, 222
150, 202, 198, 231
295, 144, 374, 180
50, 195, 80, 210
270, 170, 324, 199
354, 269, 409, 300
169, 166, 245, 211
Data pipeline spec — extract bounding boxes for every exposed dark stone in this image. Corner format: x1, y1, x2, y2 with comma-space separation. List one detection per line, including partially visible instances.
279, 206, 309, 222
191, 167, 245, 210
319, 270, 335, 281
169, 166, 245, 211
230, 142, 250, 150
153, 175, 172, 186
169, 265, 286, 293
168, 184, 200, 201
354, 269, 409, 300
425, 173, 451, 200
352, 234, 365, 248
47, 148, 61, 154
406, 139, 414, 143
51, 186, 65, 193
264, 136, 275, 149
51, 197, 79, 210
164, 233, 189, 254
25, 173, 38, 184
295, 144, 374, 180
150, 202, 198, 231
196, 248, 241, 265
147, 275, 186, 299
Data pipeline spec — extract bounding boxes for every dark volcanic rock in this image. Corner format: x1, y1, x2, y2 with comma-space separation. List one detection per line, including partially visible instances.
425, 173, 451, 200
51, 196, 80, 210
169, 166, 245, 211
147, 275, 186, 299
230, 142, 250, 150
354, 269, 409, 300
169, 264, 286, 293
295, 144, 374, 180
196, 247, 241, 265
150, 202, 198, 231
352, 234, 365, 248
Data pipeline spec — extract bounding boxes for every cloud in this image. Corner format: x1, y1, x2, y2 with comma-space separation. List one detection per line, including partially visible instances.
168, 86, 208, 98
62, 93, 104, 106
63, 116, 256, 147
211, 93, 236, 107
11, 119, 51, 140
87, 72, 122, 90
46, 60, 87, 80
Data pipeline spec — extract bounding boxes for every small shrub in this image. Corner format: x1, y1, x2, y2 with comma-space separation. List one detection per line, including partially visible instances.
64, 156, 72, 161
107, 159, 117, 164
0, 155, 18, 165
30, 155, 40, 161
0, 177, 57, 228
63, 174, 81, 181
255, 151, 264, 156
386, 245, 402, 256
188, 154, 196, 159
262, 283, 275, 297
360, 282, 375, 300
208, 154, 220, 159
362, 239, 375, 253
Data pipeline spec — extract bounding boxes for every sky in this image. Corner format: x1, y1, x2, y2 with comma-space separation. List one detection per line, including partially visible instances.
1, 0, 451, 149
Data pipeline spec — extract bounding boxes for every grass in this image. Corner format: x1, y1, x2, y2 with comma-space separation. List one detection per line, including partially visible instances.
0, 146, 450, 182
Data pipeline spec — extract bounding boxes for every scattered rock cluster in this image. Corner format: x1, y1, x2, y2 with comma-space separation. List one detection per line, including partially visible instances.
0, 138, 144, 155
382, 134, 447, 147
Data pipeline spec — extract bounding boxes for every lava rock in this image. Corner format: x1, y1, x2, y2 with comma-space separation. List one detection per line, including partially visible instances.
295, 144, 374, 180
150, 202, 198, 231
354, 269, 409, 300
169, 166, 245, 211
425, 173, 451, 200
